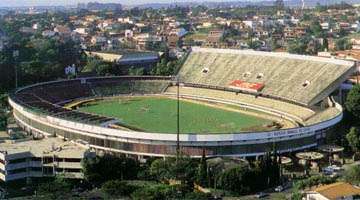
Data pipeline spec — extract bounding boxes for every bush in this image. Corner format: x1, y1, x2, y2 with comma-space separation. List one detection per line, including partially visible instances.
82, 154, 139, 186
184, 192, 210, 200
346, 85, 360, 120
37, 176, 73, 199
291, 189, 303, 200
149, 157, 198, 185
294, 175, 335, 190
344, 165, 360, 185
131, 184, 175, 200
101, 180, 136, 198
217, 166, 252, 194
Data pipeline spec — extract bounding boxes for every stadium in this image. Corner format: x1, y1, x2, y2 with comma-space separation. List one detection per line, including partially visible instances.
8, 47, 356, 158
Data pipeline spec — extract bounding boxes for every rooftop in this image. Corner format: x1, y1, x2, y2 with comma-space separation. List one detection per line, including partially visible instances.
312, 182, 360, 200
0, 137, 90, 158
85, 51, 159, 63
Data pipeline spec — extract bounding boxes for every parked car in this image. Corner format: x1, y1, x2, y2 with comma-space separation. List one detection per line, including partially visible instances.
255, 192, 269, 198
275, 185, 284, 192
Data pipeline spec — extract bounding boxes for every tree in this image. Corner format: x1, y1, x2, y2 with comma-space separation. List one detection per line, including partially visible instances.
83, 56, 112, 76
287, 37, 310, 55
335, 37, 351, 50
128, 67, 145, 76
291, 189, 303, 200
150, 58, 180, 76
346, 127, 360, 153
0, 112, 7, 131
150, 157, 198, 186
0, 93, 9, 111
150, 158, 172, 181
217, 166, 252, 194
37, 176, 73, 199
101, 180, 136, 198
344, 164, 360, 185
346, 84, 360, 120
131, 184, 175, 200
184, 192, 210, 200
82, 154, 139, 186
196, 152, 208, 187
309, 20, 324, 38
145, 41, 168, 52
294, 175, 335, 190
247, 40, 262, 50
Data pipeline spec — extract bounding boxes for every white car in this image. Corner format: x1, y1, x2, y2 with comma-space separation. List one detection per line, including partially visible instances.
255, 192, 269, 198
275, 186, 284, 192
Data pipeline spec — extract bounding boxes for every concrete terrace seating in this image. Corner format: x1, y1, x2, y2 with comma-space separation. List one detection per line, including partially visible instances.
90, 79, 169, 97
21, 80, 93, 104
179, 48, 355, 106
12, 77, 171, 126
305, 107, 341, 125
165, 86, 315, 122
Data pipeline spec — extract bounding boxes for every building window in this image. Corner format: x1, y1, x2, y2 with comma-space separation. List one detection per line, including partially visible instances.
8, 168, 26, 175
43, 157, 53, 164
31, 157, 42, 162
8, 158, 26, 164
64, 158, 81, 163
30, 167, 42, 172
64, 168, 81, 173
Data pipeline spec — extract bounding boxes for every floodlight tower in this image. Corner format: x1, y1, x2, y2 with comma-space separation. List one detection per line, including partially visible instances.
175, 75, 181, 160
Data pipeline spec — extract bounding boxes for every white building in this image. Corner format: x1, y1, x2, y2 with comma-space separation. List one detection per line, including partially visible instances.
321, 22, 330, 30
169, 28, 188, 38
74, 28, 89, 35
91, 36, 107, 45
42, 30, 56, 38
118, 17, 133, 24
134, 33, 162, 49
125, 29, 134, 38
243, 20, 255, 29
0, 137, 95, 182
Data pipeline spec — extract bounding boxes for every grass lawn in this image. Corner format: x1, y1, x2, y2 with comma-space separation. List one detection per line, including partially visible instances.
78, 97, 271, 134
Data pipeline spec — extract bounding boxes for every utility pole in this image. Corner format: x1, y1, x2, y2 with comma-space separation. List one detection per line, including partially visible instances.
176, 75, 180, 160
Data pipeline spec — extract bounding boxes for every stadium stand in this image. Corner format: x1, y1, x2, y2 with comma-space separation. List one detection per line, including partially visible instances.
91, 79, 169, 96
179, 47, 355, 106
20, 80, 93, 104
165, 86, 316, 123
11, 77, 171, 126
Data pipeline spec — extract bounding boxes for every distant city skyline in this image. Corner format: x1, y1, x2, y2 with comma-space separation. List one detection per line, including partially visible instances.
0, 0, 271, 7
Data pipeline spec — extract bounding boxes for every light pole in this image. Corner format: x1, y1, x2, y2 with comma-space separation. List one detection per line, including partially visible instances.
13, 50, 19, 88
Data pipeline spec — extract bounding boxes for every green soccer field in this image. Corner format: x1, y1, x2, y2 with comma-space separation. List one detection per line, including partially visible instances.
78, 96, 272, 134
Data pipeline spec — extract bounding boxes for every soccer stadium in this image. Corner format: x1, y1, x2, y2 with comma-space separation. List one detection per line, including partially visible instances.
8, 47, 356, 158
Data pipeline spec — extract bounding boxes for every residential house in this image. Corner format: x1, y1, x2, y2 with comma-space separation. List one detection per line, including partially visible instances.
306, 182, 360, 200
54, 25, 72, 36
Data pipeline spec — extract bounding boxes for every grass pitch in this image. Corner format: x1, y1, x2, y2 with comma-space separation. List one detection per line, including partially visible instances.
79, 97, 272, 134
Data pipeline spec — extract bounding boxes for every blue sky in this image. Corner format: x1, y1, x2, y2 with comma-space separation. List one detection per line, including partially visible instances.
0, 0, 264, 7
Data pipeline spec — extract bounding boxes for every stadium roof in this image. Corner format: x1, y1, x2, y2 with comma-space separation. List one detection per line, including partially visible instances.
179, 47, 356, 106
85, 51, 122, 62
85, 51, 159, 63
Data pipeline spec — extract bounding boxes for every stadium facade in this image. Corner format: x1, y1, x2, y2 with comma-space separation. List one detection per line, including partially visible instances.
8, 48, 356, 158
